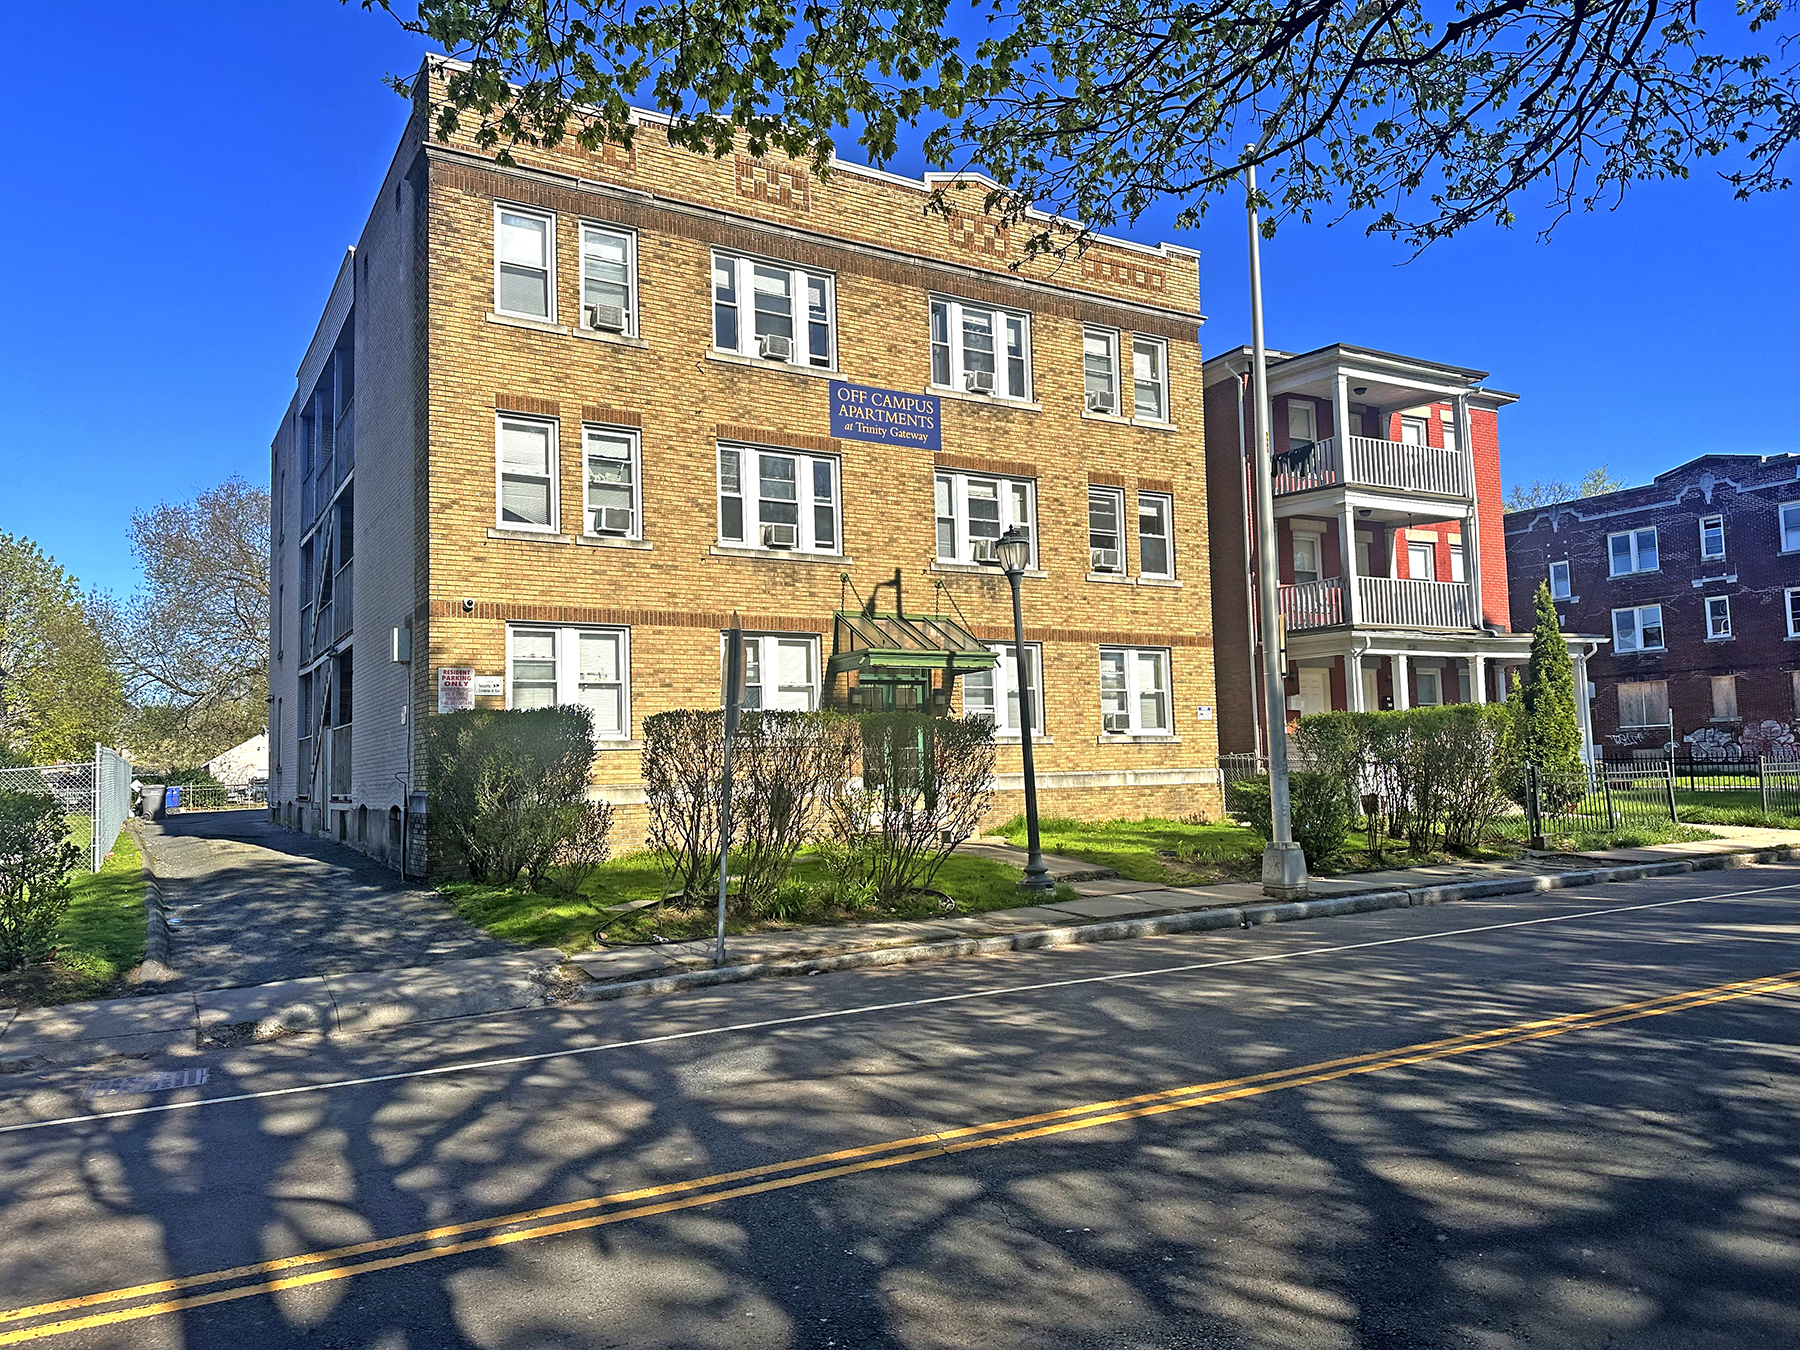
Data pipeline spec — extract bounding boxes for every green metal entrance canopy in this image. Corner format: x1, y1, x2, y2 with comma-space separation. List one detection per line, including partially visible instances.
828, 610, 998, 677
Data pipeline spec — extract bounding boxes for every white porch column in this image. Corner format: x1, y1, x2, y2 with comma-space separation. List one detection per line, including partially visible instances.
1333, 371, 1351, 484
1392, 652, 1411, 710
1346, 649, 1366, 712
1455, 392, 1483, 631
1573, 646, 1597, 765
1471, 654, 1487, 704
1338, 496, 1361, 626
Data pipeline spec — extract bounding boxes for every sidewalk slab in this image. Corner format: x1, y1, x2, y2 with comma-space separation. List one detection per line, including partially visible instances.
195, 978, 335, 1041
1066, 878, 1156, 897
0, 991, 199, 1068
1043, 894, 1177, 920
568, 948, 676, 980
325, 949, 568, 1032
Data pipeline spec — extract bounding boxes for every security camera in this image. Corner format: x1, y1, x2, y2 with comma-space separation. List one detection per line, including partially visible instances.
461, 598, 475, 613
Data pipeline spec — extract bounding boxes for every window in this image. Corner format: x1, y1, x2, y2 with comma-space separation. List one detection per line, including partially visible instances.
1138, 493, 1174, 578
1287, 401, 1317, 452
1132, 337, 1168, 421
1782, 502, 1800, 552
1416, 666, 1444, 706
1441, 412, 1459, 454
1613, 603, 1665, 653
1088, 487, 1125, 573
1712, 675, 1739, 721
578, 224, 636, 333
1082, 328, 1120, 413
507, 625, 629, 737
730, 633, 820, 711
1787, 587, 1800, 638
1448, 543, 1466, 583
496, 415, 557, 530
1292, 533, 1321, 585
930, 297, 1030, 399
1548, 560, 1571, 600
935, 471, 1035, 566
1099, 647, 1171, 735
1608, 527, 1658, 576
1699, 514, 1725, 561
583, 426, 639, 537
1705, 595, 1731, 639
1400, 415, 1428, 446
712, 251, 833, 367
962, 643, 1043, 734
495, 205, 553, 319
1407, 540, 1437, 581
718, 446, 839, 552
1618, 680, 1669, 728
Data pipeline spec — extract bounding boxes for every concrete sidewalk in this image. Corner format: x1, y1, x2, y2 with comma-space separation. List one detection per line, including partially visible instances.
4, 825, 1797, 1073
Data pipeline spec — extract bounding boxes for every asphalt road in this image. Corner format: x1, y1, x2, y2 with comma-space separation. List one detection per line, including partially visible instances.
3, 863, 1799, 1348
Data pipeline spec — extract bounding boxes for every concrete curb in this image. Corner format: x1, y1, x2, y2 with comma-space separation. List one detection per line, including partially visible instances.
126, 821, 178, 984
568, 842, 1800, 1007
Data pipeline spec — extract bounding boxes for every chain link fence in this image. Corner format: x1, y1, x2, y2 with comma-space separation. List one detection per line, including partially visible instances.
0, 745, 133, 871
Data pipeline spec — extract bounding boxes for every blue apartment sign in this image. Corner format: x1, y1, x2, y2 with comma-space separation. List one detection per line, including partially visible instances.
829, 381, 941, 451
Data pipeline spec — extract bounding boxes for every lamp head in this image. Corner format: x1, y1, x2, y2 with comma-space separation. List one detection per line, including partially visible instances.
995, 527, 1031, 576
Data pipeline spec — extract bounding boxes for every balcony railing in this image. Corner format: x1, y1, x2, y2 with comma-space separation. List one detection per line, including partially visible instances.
333, 561, 353, 640
1272, 435, 1473, 499
1279, 576, 1475, 631
329, 725, 352, 799
1358, 577, 1473, 629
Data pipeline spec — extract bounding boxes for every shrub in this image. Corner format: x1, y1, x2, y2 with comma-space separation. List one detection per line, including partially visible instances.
1227, 771, 1352, 863
732, 710, 859, 915
419, 706, 597, 885
555, 799, 616, 900
0, 791, 83, 970
830, 713, 996, 903
641, 709, 727, 902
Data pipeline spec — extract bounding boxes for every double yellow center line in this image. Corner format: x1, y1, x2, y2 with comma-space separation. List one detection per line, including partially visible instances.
3, 968, 1795, 1343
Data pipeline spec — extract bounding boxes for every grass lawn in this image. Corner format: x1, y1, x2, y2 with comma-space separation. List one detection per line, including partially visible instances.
0, 827, 146, 1009
1673, 789, 1800, 831
441, 849, 1076, 953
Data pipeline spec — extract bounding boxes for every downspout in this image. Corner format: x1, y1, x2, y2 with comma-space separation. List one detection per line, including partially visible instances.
1237, 370, 1263, 759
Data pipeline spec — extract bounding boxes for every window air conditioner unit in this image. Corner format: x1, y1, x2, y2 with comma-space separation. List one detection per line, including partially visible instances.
594, 506, 633, 535
1090, 547, 1122, 573
757, 333, 793, 362
761, 522, 798, 549
964, 369, 994, 394
1086, 390, 1115, 414
970, 538, 1000, 564
1103, 712, 1130, 734
585, 304, 627, 333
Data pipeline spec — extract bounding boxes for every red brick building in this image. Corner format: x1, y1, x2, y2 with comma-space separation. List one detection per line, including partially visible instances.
1505, 453, 1800, 760
1203, 343, 1601, 759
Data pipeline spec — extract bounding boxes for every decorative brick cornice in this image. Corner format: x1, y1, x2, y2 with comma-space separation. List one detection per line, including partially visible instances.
967, 624, 1209, 648
431, 600, 817, 631
716, 424, 839, 455
583, 404, 642, 427
935, 452, 1038, 480
1088, 471, 1129, 488
1139, 477, 1176, 495
495, 393, 559, 417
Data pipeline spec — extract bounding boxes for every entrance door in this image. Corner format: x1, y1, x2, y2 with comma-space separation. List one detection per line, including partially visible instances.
1297, 666, 1332, 717
1360, 662, 1379, 713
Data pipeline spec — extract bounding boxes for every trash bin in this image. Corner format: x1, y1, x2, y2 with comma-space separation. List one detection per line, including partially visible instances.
165, 785, 181, 813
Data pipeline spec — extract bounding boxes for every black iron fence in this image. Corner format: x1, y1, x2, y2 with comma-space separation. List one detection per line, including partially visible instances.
1523, 760, 1680, 843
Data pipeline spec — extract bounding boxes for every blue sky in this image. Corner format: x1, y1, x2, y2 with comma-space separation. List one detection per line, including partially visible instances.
3, 4, 1794, 596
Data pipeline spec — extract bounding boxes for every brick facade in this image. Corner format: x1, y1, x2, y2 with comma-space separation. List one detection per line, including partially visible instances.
1504, 453, 1800, 759
268, 60, 1222, 865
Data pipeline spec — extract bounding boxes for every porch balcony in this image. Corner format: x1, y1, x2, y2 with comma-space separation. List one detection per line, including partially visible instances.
1280, 576, 1477, 632
1272, 434, 1472, 500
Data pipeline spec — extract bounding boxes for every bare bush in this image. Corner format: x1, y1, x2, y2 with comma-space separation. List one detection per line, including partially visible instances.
641, 709, 726, 902
555, 799, 616, 899
732, 710, 858, 915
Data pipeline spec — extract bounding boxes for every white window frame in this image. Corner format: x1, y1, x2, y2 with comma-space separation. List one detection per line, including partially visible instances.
494, 203, 555, 321
1099, 646, 1172, 736
1711, 674, 1739, 721
717, 444, 841, 553
935, 471, 1036, 567
582, 425, 640, 539
1705, 595, 1731, 640
505, 623, 631, 739
1416, 666, 1444, 707
1448, 542, 1466, 583
1292, 531, 1323, 585
711, 250, 835, 368
1132, 336, 1168, 421
1088, 486, 1126, 574
1548, 559, 1572, 600
1440, 411, 1459, 455
1407, 539, 1437, 581
495, 414, 559, 532
1618, 679, 1669, 729
1607, 526, 1659, 576
1787, 587, 1800, 638
962, 643, 1044, 735
1288, 400, 1318, 451
578, 222, 637, 335
1082, 326, 1120, 412
726, 632, 822, 712
1137, 492, 1174, 579
1699, 513, 1725, 561
1612, 603, 1665, 653
929, 296, 1032, 400
1782, 502, 1800, 553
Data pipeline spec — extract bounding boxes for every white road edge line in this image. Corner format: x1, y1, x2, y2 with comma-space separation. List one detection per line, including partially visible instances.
5, 875, 1799, 1138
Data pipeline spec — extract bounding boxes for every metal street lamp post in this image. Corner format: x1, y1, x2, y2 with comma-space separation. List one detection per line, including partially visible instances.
996, 527, 1054, 894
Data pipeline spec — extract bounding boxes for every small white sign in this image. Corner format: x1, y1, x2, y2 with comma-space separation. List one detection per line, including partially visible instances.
474, 675, 504, 698
1195, 705, 1215, 721
437, 667, 474, 714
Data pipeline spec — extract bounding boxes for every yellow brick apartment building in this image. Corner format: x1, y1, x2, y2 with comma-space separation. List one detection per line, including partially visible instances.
268, 60, 1220, 864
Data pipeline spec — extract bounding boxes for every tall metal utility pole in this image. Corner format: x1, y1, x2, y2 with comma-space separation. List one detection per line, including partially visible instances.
1244, 155, 1309, 899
